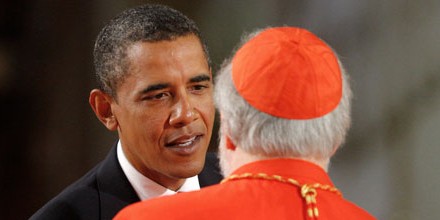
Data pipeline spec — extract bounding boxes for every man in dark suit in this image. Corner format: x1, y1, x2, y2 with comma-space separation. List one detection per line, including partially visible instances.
30, 4, 222, 220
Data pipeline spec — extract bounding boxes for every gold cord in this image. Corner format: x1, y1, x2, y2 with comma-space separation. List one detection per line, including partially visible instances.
221, 172, 342, 219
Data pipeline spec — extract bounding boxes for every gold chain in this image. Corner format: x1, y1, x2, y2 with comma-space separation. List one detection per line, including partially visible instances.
221, 172, 342, 219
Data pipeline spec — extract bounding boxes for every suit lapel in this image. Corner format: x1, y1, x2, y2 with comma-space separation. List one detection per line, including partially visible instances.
96, 142, 140, 219
198, 151, 224, 187
94, 143, 223, 219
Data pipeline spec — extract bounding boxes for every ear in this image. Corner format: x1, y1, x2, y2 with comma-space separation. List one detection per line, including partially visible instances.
225, 136, 236, 151
89, 89, 118, 131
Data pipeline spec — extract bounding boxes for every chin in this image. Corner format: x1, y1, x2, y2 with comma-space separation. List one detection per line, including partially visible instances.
173, 161, 205, 178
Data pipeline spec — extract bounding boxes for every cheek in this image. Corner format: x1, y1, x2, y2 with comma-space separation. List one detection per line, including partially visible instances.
129, 110, 168, 147
142, 115, 167, 139
199, 99, 216, 125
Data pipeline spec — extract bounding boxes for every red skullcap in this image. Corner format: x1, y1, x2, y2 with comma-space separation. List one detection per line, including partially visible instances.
232, 27, 342, 119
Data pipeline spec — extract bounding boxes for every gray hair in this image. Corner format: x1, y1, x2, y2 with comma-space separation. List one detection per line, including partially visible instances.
93, 4, 210, 98
214, 29, 352, 161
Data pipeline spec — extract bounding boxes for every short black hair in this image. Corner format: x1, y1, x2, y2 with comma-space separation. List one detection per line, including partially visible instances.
93, 4, 210, 97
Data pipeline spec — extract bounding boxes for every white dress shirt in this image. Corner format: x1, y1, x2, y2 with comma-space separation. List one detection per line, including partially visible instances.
116, 140, 200, 201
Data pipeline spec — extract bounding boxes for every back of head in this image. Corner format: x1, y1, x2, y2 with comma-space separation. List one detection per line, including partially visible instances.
93, 4, 209, 97
215, 27, 352, 162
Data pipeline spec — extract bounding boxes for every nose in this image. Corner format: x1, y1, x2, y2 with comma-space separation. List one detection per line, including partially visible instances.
169, 94, 197, 127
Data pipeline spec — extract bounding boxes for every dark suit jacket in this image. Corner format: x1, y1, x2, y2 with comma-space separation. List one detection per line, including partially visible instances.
30, 142, 223, 220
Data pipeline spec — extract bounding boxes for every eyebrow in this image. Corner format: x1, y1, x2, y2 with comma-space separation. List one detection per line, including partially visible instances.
141, 83, 170, 94
189, 74, 211, 83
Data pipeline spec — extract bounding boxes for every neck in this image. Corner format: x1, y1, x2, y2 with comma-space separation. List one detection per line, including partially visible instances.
226, 147, 330, 176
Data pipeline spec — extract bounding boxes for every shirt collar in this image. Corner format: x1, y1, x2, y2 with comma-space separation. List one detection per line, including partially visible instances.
116, 140, 200, 201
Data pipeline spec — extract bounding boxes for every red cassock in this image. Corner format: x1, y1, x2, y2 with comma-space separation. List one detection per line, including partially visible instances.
114, 159, 376, 220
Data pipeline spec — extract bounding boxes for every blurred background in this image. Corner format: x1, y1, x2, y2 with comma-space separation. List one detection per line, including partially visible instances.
1, 0, 439, 219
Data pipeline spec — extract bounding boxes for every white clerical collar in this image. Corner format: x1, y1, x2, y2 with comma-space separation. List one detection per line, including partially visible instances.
116, 140, 200, 201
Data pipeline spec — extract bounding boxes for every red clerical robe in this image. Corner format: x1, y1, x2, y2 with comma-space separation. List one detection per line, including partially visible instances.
114, 158, 376, 220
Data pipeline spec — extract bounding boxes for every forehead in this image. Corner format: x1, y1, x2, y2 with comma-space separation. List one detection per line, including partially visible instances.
116, 35, 210, 95
127, 35, 207, 71
129, 33, 204, 56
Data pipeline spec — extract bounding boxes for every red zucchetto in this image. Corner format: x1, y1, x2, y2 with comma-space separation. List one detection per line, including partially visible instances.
232, 27, 342, 119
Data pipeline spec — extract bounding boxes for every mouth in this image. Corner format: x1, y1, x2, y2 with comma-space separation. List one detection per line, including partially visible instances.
164, 134, 203, 155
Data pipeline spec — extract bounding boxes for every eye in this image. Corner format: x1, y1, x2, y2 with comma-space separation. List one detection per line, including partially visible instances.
143, 92, 171, 101
193, 85, 207, 90
189, 84, 210, 94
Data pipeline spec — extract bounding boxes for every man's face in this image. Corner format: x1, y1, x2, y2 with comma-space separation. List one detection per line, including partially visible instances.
111, 35, 215, 188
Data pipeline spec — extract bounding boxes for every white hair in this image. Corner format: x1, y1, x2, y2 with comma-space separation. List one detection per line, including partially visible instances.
214, 29, 352, 161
